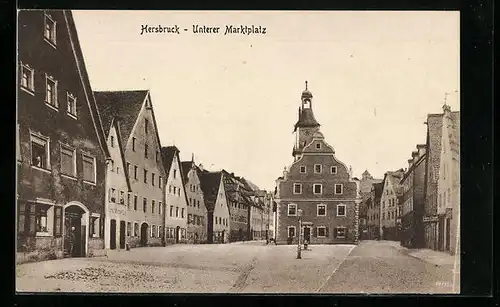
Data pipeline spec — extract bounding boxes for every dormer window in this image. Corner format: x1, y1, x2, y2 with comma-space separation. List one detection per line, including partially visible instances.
44, 12, 57, 46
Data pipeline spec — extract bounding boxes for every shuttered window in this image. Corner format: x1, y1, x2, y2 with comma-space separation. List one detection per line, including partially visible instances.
18, 203, 26, 235
82, 154, 95, 183
60, 146, 75, 176
29, 204, 36, 235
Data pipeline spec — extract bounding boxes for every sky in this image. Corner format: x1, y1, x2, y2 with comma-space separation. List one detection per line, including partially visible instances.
72, 10, 460, 191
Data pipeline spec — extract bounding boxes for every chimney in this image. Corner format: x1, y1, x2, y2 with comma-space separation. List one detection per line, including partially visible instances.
199, 163, 204, 171
417, 144, 426, 157
408, 158, 413, 169
412, 151, 418, 164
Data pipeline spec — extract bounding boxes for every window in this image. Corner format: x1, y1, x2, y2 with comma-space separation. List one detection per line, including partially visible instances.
127, 222, 131, 236
159, 201, 162, 215
288, 226, 296, 238
317, 204, 326, 216
45, 74, 58, 108
337, 204, 346, 216
156, 151, 159, 162
109, 189, 116, 202
175, 207, 179, 217
300, 166, 306, 173
145, 119, 149, 134
316, 143, 321, 149
110, 136, 115, 148
188, 214, 192, 224
287, 204, 297, 216
143, 198, 147, 212
31, 133, 51, 170
151, 225, 156, 238
117, 167, 120, 174
44, 12, 57, 45
181, 208, 185, 218
152, 200, 155, 213
60, 144, 76, 177
331, 166, 337, 174
159, 226, 163, 238
132, 137, 136, 151
334, 184, 343, 194
197, 200, 200, 208
109, 159, 114, 172
144, 169, 148, 184
127, 193, 131, 209
314, 164, 322, 174
313, 184, 323, 194
293, 183, 302, 194
317, 226, 327, 237
159, 176, 162, 188
90, 215, 100, 238
144, 143, 149, 159
170, 206, 173, 217
82, 153, 96, 183
134, 165, 138, 180
35, 205, 49, 233
173, 187, 177, 194
174, 170, 177, 179
20, 63, 34, 92
126, 162, 130, 175
152, 173, 155, 186
134, 223, 139, 236
67, 92, 77, 118
134, 195, 138, 210
335, 227, 346, 239
119, 191, 125, 204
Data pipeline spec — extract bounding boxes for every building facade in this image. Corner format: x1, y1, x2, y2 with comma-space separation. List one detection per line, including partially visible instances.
181, 159, 207, 243
380, 170, 404, 241
275, 83, 360, 245
103, 119, 132, 250
400, 145, 427, 248
162, 146, 189, 244
222, 171, 249, 242
199, 172, 230, 243
94, 90, 166, 248
437, 105, 460, 254
366, 182, 383, 240
17, 10, 109, 263
423, 113, 444, 250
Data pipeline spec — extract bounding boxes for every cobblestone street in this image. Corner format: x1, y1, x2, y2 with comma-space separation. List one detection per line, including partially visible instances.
16, 240, 458, 293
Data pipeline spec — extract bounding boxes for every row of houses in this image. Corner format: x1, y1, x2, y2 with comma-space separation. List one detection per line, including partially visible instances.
16, 10, 272, 263
359, 103, 460, 255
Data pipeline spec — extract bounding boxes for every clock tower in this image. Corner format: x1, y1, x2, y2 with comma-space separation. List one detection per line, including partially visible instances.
293, 81, 321, 161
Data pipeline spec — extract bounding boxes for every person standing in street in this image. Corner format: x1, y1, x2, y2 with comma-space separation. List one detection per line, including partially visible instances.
69, 226, 76, 256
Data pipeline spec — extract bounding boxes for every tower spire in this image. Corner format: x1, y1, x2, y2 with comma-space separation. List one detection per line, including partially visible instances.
305, 80, 308, 90
191, 152, 195, 163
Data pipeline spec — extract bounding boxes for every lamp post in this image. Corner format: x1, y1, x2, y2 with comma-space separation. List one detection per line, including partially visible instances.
297, 208, 303, 259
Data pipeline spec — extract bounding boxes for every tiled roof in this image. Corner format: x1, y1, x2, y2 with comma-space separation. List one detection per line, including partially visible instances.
294, 108, 320, 132
65, 11, 110, 159
94, 90, 148, 144
161, 146, 178, 175
199, 172, 222, 211
373, 182, 384, 199
180, 161, 194, 181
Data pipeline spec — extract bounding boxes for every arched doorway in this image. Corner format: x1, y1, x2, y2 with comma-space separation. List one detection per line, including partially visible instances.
63, 202, 89, 258
175, 226, 180, 243
140, 223, 149, 246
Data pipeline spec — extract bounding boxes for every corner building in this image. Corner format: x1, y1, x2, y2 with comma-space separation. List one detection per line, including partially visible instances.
275, 83, 360, 245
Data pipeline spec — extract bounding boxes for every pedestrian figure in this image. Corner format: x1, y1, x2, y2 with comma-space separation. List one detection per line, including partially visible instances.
69, 226, 76, 256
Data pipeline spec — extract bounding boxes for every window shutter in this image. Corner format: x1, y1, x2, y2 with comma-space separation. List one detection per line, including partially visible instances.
18, 203, 26, 235
313, 227, 317, 237
28, 204, 36, 235
325, 227, 329, 237
333, 227, 338, 239
54, 207, 62, 236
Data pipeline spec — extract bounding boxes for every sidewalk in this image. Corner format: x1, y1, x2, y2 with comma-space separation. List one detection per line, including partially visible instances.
379, 240, 458, 267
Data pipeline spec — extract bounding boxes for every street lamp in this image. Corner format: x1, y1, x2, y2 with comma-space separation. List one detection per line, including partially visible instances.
297, 208, 303, 259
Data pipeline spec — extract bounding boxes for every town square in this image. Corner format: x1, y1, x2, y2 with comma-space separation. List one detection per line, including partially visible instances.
16, 10, 460, 294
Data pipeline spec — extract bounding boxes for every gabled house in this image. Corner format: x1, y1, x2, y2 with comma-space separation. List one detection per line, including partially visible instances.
437, 105, 460, 254
94, 90, 166, 248
199, 171, 230, 243
17, 10, 110, 262
162, 146, 188, 244
275, 83, 360, 245
181, 158, 208, 243
380, 169, 405, 240
102, 117, 133, 250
